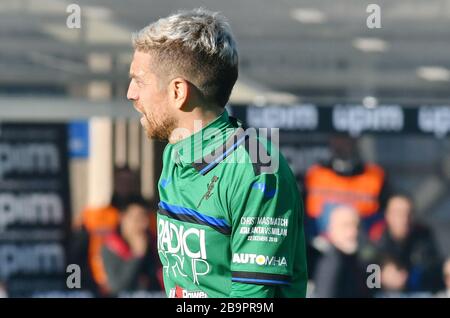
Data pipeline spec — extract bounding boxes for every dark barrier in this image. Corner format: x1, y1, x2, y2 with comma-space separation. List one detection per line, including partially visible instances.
0, 123, 71, 297
229, 104, 450, 138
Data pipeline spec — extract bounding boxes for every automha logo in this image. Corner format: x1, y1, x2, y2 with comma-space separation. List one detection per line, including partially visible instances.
232, 253, 287, 267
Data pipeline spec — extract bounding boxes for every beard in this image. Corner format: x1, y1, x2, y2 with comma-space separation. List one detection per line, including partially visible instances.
142, 111, 177, 141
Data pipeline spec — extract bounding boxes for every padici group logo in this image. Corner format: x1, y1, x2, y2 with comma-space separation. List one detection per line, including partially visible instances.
158, 219, 210, 285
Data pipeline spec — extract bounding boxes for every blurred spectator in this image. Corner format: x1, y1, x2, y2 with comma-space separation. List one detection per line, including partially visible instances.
68, 166, 146, 296
435, 258, 450, 298
101, 198, 163, 296
304, 135, 388, 241
375, 194, 442, 292
312, 205, 371, 298
110, 166, 141, 211
69, 206, 120, 295
378, 255, 409, 296
0, 282, 7, 298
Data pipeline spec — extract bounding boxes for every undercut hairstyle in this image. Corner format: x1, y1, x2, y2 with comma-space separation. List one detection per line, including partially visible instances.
132, 8, 239, 107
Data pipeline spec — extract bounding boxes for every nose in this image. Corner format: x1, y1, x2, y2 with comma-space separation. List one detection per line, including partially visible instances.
127, 81, 138, 101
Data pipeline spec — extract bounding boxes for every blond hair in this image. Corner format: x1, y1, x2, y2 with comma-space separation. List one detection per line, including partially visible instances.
132, 8, 238, 107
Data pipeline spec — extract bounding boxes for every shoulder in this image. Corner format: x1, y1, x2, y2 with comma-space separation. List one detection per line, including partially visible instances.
365, 163, 385, 177
221, 133, 300, 202
103, 233, 133, 261
315, 247, 341, 270
411, 223, 435, 240
162, 143, 175, 161
81, 205, 120, 232
224, 129, 294, 180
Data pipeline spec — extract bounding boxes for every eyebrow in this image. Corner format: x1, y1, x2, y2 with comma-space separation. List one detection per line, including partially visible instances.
129, 72, 142, 80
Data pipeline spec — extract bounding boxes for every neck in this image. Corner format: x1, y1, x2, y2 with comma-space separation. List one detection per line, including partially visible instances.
168, 106, 223, 144
330, 157, 363, 176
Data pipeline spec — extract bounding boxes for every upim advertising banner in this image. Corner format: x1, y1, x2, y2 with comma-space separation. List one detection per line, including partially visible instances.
0, 123, 71, 297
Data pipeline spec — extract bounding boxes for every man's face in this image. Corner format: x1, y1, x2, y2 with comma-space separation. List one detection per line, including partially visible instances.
328, 207, 360, 254
381, 262, 408, 291
127, 50, 177, 140
121, 204, 150, 236
385, 196, 412, 241
443, 260, 450, 289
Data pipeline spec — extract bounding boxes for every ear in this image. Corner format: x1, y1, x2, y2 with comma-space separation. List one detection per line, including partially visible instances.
169, 77, 189, 110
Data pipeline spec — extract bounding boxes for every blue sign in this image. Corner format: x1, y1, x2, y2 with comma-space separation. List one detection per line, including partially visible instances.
68, 121, 89, 159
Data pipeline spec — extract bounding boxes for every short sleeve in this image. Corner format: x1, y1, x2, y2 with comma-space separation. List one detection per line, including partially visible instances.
229, 172, 301, 286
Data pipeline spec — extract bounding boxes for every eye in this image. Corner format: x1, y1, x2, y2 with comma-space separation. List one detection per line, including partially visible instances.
136, 79, 147, 87
130, 78, 143, 87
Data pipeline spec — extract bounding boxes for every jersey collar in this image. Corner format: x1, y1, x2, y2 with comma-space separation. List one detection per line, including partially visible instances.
171, 110, 236, 167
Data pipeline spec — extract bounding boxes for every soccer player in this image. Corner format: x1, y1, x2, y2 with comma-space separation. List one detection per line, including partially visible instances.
127, 8, 307, 298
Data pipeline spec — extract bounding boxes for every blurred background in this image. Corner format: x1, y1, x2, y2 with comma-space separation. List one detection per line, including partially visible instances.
0, 0, 450, 298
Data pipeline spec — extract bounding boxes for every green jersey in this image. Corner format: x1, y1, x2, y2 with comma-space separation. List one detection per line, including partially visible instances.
157, 110, 307, 298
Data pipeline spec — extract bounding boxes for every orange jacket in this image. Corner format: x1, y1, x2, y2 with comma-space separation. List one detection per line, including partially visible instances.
80, 205, 159, 292
81, 206, 121, 290
305, 163, 385, 219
